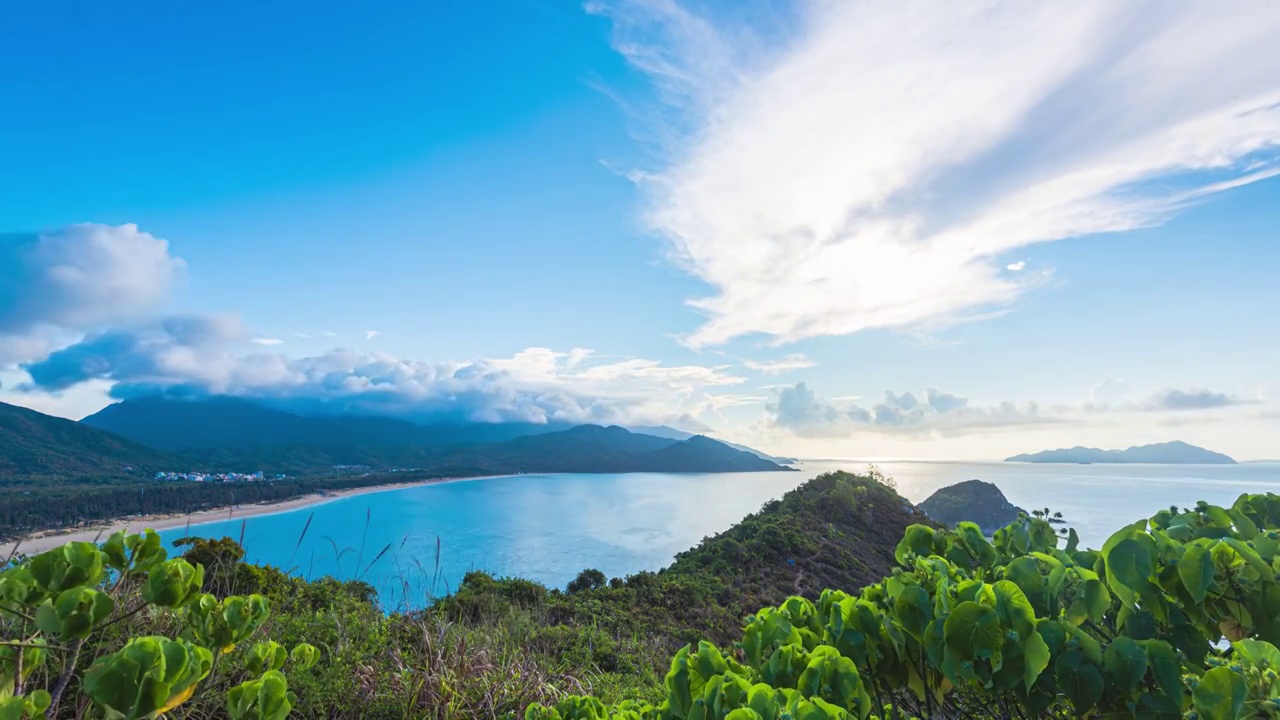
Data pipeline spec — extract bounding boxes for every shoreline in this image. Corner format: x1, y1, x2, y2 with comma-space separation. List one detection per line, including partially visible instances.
5, 473, 515, 556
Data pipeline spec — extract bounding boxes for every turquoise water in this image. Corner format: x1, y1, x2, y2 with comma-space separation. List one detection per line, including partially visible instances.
159, 461, 1280, 609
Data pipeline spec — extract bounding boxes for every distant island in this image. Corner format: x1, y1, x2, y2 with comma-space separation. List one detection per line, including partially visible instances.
1005, 440, 1236, 464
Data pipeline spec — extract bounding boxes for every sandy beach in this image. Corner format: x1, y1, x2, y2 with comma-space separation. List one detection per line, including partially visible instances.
5, 474, 510, 556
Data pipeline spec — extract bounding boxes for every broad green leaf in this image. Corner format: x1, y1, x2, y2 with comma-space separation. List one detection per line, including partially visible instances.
795, 646, 869, 718
289, 643, 320, 671
1101, 637, 1147, 695
943, 601, 1001, 661
142, 559, 204, 608
895, 525, 937, 565
1139, 640, 1183, 699
893, 584, 931, 641
1107, 538, 1154, 606
992, 580, 1036, 640
227, 670, 292, 720
1022, 630, 1051, 693
1054, 648, 1103, 714
1192, 666, 1246, 720
27, 542, 105, 593
84, 636, 213, 720
34, 587, 114, 640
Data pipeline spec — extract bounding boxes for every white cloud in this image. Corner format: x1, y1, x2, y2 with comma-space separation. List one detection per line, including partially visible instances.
251, 337, 284, 346
1091, 378, 1130, 402
740, 353, 816, 374
17, 319, 747, 427
0, 224, 186, 362
1079, 383, 1250, 413
1006, 261, 1027, 272
766, 382, 1056, 438
599, 1, 1280, 347
364, 330, 379, 340
1142, 388, 1247, 411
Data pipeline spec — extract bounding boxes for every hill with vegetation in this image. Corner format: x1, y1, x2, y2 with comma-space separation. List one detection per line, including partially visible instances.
4, 471, 1278, 720
1006, 439, 1236, 464
0, 471, 927, 718
0, 400, 175, 482
917, 478, 1026, 534
80, 396, 791, 474
629, 425, 798, 465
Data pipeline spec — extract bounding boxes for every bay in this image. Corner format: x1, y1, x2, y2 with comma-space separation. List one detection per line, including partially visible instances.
159, 460, 1279, 609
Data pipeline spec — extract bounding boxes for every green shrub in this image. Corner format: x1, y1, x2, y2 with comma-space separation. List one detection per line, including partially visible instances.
0, 530, 317, 719
529, 492, 1280, 719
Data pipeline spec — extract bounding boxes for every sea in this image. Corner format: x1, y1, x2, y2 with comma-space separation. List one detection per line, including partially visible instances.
158, 460, 1280, 610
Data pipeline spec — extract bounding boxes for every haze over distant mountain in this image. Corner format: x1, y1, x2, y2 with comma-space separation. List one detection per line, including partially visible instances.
81, 396, 571, 450
0, 401, 174, 479
628, 425, 797, 465
423, 425, 788, 475
1006, 441, 1236, 464
82, 396, 789, 469
6, 398, 793, 478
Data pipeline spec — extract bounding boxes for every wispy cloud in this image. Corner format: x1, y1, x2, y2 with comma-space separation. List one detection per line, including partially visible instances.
1142, 388, 1249, 411
598, 0, 1280, 347
364, 330, 379, 340
250, 337, 284, 346
740, 353, 816, 374
1006, 261, 1027, 272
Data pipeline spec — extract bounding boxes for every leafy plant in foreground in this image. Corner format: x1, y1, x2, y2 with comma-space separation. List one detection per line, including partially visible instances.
530, 492, 1280, 719
0, 530, 318, 719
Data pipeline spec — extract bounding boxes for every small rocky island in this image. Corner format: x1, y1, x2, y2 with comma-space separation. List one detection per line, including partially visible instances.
918, 479, 1025, 535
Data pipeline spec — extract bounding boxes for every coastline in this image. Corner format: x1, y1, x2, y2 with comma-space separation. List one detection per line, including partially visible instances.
5, 473, 514, 556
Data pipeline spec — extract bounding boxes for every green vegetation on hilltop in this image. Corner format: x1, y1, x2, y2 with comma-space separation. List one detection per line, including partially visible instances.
2, 472, 918, 718
6, 471, 1279, 720
0, 401, 174, 482
534, 491, 1280, 720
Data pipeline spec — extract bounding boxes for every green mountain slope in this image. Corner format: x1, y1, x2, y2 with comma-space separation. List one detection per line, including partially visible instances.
0, 400, 175, 480
628, 425, 797, 464
409, 425, 792, 475
437, 471, 925, 666
82, 396, 570, 450
80, 398, 793, 475
637, 435, 785, 472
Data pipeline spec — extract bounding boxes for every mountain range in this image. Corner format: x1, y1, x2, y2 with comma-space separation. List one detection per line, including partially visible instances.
1005, 440, 1236, 464
0, 400, 171, 479
1, 397, 794, 481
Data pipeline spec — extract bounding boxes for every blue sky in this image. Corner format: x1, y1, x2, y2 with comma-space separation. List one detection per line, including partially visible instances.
2, 0, 1279, 459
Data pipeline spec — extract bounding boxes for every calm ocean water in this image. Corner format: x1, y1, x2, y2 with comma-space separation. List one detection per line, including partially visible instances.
159, 461, 1280, 609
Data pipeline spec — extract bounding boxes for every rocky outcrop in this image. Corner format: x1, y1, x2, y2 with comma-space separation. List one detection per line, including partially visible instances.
918, 479, 1025, 535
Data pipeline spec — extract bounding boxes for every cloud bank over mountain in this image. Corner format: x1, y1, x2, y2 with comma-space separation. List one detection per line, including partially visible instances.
17, 312, 747, 427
